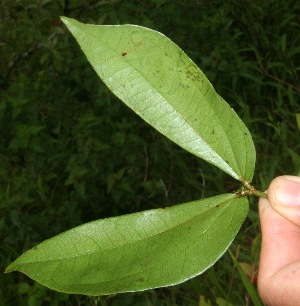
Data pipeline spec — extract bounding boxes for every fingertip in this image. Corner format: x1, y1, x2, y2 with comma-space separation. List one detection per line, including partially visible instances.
267, 175, 300, 227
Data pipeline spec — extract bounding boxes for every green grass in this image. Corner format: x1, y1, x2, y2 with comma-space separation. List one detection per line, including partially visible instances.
1, 0, 299, 305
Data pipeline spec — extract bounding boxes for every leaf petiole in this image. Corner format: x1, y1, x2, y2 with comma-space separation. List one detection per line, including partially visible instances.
251, 188, 268, 199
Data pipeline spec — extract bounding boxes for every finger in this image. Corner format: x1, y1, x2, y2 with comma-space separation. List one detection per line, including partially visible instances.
268, 175, 300, 227
258, 196, 300, 306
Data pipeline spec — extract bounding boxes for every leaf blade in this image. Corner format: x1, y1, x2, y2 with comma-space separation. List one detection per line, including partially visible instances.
6, 194, 248, 295
60, 17, 256, 181
228, 250, 264, 306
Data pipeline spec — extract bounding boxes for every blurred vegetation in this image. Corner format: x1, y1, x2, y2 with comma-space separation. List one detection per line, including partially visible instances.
0, 0, 299, 305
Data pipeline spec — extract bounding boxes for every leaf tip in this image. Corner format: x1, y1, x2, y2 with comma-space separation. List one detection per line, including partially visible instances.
60, 16, 70, 25
4, 263, 14, 274
5, 258, 21, 274
60, 16, 77, 28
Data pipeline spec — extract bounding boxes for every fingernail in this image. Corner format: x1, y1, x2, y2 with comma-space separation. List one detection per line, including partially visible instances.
274, 176, 300, 207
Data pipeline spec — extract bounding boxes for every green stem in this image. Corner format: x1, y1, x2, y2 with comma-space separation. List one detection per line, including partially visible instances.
252, 188, 268, 199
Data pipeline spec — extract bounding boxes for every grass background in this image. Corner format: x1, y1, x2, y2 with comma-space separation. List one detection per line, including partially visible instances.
0, 0, 299, 305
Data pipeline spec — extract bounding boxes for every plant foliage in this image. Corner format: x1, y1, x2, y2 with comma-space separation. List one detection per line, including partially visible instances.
1, 1, 299, 304
6, 17, 257, 296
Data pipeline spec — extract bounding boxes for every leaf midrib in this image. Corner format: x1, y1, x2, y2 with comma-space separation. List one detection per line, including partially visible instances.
82, 23, 241, 179
16, 195, 237, 266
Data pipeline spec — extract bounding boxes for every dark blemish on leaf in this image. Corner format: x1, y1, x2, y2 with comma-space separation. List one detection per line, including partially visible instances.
216, 205, 219, 208
212, 129, 215, 135
122, 52, 128, 57
244, 132, 247, 135
138, 277, 145, 283
179, 83, 189, 89
185, 64, 203, 82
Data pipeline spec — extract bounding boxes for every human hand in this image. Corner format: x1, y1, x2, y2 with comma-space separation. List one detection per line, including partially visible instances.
258, 175, 300, 306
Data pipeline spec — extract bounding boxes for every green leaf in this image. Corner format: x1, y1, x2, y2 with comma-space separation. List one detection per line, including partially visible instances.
296, 113, 300, 131
60, 17, 255, 182
6, 194, 248, 295
228, 250, 263, 306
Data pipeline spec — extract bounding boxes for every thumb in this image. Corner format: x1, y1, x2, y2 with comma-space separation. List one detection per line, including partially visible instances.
268, 175, 300, 227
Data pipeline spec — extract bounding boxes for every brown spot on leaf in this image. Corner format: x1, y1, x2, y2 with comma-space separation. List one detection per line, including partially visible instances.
122, 52, 128, 57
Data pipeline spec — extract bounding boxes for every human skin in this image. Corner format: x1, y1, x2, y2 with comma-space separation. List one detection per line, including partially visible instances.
258, 175, 300, 306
